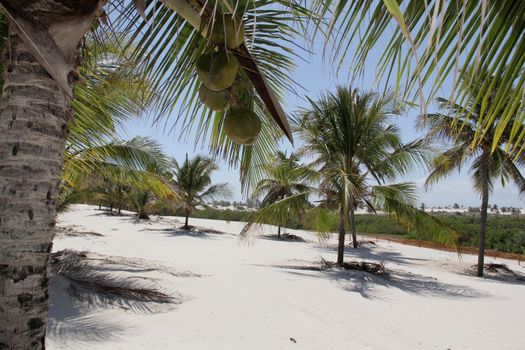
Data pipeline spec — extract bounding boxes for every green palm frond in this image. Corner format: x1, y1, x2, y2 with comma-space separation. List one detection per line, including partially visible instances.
115, 0, 309, 188
425, 145, 469, 188
372, 183, 459, 247
302, 207, 338, 241
241, 191, 312, 237
420, 75, 525, 197
312, 0, 525, 154
244, 151, 315, 234
171, 154, 231, 213
501, 155, 525, 195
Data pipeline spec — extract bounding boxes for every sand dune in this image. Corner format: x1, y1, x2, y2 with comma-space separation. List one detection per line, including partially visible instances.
47, 205, 525, 350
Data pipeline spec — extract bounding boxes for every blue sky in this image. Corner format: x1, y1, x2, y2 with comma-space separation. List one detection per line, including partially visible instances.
119, 31, 524, 208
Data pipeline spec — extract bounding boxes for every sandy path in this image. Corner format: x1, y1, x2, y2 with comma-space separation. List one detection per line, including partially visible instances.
47, 205, 525, 350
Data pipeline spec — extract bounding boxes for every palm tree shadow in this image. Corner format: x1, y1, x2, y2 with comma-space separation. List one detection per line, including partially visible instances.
140, 226, 233, 240
316, 244, 430, 267
276, 265, 488, 300
47, 276, 130, 344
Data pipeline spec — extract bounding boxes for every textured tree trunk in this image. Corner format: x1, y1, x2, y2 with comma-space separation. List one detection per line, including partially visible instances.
184, 210, 190, 229
349, 204, 357, 248
0, 2, 103, 348
277, 225, 281, 238
477, 147, 490, 277
337, 205, 346, 264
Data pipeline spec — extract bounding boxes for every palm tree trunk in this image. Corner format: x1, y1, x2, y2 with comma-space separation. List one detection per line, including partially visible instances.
0, 2, 102, 348
337, 205, 346, 264
277, 225, 281, 238
477, 147, 490, 277
184, 210, 190, 229
349, 204, 358, 248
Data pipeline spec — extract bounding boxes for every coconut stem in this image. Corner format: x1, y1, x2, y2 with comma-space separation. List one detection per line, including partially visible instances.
162, 0, 202, 30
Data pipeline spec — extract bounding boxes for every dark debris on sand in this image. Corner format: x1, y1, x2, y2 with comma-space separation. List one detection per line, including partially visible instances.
470, 263, 525, 282
321, 258, 387, 276
263, 233, 307, 242
273, 259, 387, 276
55, 225, 104, 238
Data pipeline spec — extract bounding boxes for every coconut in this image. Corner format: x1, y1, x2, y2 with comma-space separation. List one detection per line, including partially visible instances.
208, 15, 245, 49
198, 85, 230, 111
196, 51, 238, 91
223, 108, 261, 145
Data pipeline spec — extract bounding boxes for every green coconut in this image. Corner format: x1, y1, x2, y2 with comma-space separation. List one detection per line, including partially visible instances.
199, 85, 230, 111
208, 15, 245, 49
196, 51, 238, 91
224, 108, 261, 145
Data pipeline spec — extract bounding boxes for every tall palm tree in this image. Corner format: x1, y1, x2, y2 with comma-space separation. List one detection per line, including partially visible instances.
0, 5, 105, 345
244, 87, 456, 263
311, 0, 525, 153
418, 72, 525, 277
250, 151, 312, 238
0, 2, 301, 345
296, 87, 436, 263
171, 155, 231, 229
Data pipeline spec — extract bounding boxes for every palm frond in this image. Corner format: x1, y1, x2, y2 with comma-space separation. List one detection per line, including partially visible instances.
425, 145, 469, 188
241, 191, 312, 238
115, 0, 310, 187
372, 183, 459, 248
312, 0, 525, 153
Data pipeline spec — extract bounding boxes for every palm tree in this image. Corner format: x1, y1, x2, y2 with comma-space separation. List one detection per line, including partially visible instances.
311, 0, 525, 153
250, 151, 312, 238
418, 72, 525, 277
62, 136, 175, 216
0, 2, 301, 345
171, 155, 231, 229
296, 87, 437, 263
59, 36, 174, 216
243, 87, 456, 263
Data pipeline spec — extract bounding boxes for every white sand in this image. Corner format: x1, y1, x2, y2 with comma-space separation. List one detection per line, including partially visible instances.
47, 205, 525, 350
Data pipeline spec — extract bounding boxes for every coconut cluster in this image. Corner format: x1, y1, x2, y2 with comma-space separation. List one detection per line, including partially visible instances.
195, 15, 261, 146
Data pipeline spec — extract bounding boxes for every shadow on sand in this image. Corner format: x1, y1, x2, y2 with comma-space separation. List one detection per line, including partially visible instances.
270, 263, 488, 300
47, 276, 130, 345
139, 226, 232, 240
315, 244, 430, 267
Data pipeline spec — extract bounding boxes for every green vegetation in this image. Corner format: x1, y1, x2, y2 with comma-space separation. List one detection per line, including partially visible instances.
406, 214, 525, 255
180, 208, 525, 254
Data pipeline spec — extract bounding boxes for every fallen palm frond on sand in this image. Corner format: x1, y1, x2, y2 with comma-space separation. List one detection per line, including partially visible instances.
320, 259, 387, 275
262, 233, 307, 242
271, 258, 387, 276
469, 263, 525, 282
50, 250, 194, 313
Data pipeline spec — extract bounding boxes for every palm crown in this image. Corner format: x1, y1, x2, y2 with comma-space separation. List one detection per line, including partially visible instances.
296, 87, 436, 260
419, 70, 525, 276
171, 154, 231, 228
251, 151, 313, 237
